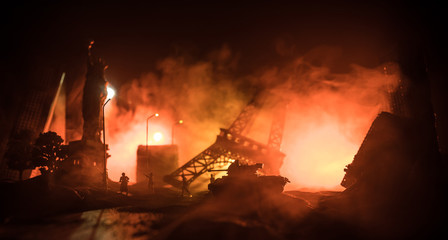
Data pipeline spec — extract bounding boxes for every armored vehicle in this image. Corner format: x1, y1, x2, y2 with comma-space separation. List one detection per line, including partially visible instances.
208, 160, 290, 197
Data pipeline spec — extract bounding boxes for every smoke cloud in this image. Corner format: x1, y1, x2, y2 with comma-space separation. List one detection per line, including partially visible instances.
104, 44, 398, 190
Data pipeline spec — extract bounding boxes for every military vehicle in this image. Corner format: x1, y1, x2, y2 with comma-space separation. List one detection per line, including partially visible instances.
208, 160, 290, 197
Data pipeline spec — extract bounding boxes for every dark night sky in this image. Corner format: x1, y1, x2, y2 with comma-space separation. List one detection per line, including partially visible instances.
1, 0, 447, 148
4, 0, 441, 81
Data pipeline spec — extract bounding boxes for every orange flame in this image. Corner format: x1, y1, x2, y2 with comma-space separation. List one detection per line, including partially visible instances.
103, 47, 398, 189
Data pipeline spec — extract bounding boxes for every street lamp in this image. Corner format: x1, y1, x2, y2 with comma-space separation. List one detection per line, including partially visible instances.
146, 113, 159, 159
103, 86, 115, 190
171, 119, 183, 145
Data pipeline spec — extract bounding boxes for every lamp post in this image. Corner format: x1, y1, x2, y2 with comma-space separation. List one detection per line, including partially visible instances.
171, 120, 183, 145
103, 86, 115, 191
146, 113, 159, 161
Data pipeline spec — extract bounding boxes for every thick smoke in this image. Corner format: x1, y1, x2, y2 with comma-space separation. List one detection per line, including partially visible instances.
106, 45, 249, 183
104, 45, 398, 189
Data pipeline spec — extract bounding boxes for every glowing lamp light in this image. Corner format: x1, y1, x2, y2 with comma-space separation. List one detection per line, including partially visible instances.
153, 132, 163, 142
171, 119, 184, 145
155, 113, 159, 117
106, 86, 115, 100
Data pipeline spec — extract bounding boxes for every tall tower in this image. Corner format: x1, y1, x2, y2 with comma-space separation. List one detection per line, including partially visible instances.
163, 90, 287, 189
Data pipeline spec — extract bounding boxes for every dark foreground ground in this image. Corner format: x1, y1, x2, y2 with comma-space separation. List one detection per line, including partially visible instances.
0, 177, 345, 240
1, 177, 445, 240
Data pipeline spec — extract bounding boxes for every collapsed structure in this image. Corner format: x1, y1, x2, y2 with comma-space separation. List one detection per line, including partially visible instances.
326, 56, 447, 239
164, 91, 288, 189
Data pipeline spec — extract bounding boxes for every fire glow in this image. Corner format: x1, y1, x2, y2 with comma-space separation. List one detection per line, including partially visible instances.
153, 132, 163, 142
104, 46, 398, 189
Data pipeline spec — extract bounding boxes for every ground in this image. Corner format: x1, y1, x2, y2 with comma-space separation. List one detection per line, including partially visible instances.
0, 180, 340, 240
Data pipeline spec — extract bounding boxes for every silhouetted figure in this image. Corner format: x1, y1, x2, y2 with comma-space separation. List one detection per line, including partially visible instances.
144, 172, 154, 194
181, 172, 191, 197
119, 172, 130, 196
210, 173, 215, 184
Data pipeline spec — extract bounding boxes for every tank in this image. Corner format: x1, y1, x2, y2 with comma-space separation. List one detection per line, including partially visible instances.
208, 161, 290, 197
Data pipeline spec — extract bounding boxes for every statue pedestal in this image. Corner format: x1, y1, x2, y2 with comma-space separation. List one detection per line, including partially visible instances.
63, 140, 109, 187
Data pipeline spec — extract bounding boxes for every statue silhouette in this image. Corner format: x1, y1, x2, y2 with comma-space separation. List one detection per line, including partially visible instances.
82, 41, 108, 142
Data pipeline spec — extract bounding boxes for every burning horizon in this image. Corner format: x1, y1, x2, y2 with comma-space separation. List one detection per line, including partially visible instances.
102, 45, 398, 190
